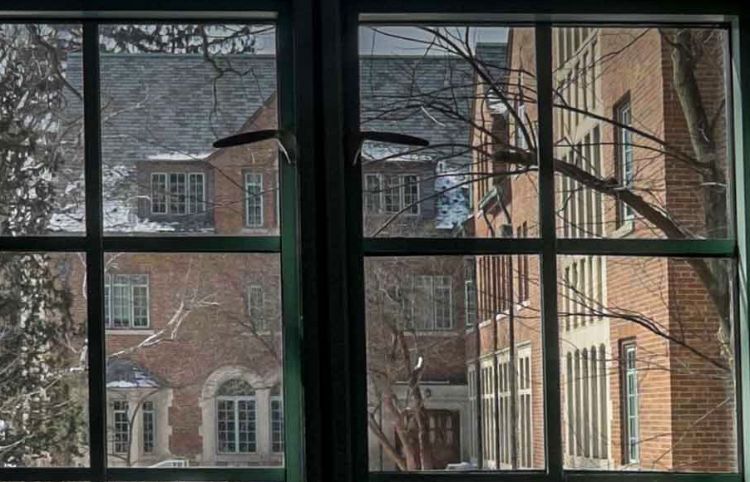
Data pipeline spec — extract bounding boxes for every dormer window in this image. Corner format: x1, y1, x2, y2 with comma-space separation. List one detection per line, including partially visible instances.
151, 172, 205, 215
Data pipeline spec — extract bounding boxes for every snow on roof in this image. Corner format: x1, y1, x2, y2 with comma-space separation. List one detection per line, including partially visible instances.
435, 164, 470, 231
361, 143, 432, 163
146, 151, 213, 162
107, 358, 162, 389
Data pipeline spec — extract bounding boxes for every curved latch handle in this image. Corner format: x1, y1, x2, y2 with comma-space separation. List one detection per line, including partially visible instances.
353, 131, 430, 165
213, 129, 297, 165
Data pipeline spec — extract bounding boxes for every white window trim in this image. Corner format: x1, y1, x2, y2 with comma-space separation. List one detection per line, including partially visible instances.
217, 394, 257, 455
105, 274, 150, 330
623, 342, 639, 464
270, 395, 284, 454
188, 172, 206, 214
616, 101, 635, 223
401, 174, 420, 216
245, 172, 265, 228
151, 172, 168, 214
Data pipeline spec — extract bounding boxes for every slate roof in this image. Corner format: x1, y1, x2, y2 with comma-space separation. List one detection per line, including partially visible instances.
107, 358, 163, 389
56, 44, 507, 233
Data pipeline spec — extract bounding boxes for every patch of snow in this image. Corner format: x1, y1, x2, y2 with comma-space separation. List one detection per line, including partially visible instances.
361, 142, 431, 163
146, 151, 213, 161
435, 163, 470, 230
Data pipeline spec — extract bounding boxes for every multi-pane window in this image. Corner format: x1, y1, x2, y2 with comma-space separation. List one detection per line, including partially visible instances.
217, 379, 257, 454
518, 348, 532, 469
271, 395, 284, 453
112, 400, 130, 455
106, 274, 149, 329
566, 344, 608, 463
247, 284, 266, 332
622, 342, 639, 464
467, 365, 478, 462
365, 174, 382, 212
151, 172, 205, 215
364, 173, 420, 215
616, 100, 634, 224
142, 401, 155, 454
465, 279, 477, 326
497, 354, 511, 467
245, 173, 264, 227
481, 361, 497, 468
411, 275, 453, 330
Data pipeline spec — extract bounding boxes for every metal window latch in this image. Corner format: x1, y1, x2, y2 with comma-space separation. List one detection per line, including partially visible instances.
213, 129, 297, 165
353, 131, 430, 165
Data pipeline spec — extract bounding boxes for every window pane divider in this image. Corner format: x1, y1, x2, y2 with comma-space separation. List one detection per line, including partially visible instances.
107, 467, 285, 481
101, 236, 282, 253
83, 20, 107, 480
363, 237, 544, 255
557, 238, 735, 257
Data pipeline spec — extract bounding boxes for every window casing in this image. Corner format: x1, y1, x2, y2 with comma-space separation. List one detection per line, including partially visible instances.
622, 342, 639, 464
271, 395, 284, 453
112, 400, 130, 455
217, 380, 257, 454
151, 172, 205, 216
245, 172, 264, 228
105, 274, 149, 329
616, 99, 634, 225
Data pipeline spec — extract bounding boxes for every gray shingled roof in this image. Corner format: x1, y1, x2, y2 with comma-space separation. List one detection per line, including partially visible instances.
66, 45, 506, 165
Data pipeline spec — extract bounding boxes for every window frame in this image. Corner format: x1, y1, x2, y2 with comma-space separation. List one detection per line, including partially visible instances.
620, 340, 640, 465
346, 7, 746, 482
0, 7, 307, 482
245, 171, 265, 228
2, 4, 750, 482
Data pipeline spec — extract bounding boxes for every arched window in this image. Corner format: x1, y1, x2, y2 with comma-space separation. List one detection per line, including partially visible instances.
216, 379, 256, 454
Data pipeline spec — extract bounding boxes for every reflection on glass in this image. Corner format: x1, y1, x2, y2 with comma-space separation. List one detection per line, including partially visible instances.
0, 253, 89, 466
365, 255, 543, 471
0, 24, 85, 235
552, 26, 732, 239
558, 256, 736, 471
104, 253, 283, 467
359, 26, 538, 238
97, 24, 279, 236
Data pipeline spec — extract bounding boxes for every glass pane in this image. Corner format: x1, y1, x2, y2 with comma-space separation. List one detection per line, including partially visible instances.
0, 253, 89, 466
365, 255, 543, 471
104, 253, 282, 467
557, 256, 736, 471
551, 26, 732, 239
360, 26, 538, 238
98, 24, 279, 236
0, 24, 85, 235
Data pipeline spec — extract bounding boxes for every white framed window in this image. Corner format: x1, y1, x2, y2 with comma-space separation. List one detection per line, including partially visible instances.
151, 173, 167, 214
106, 274, 149, 329
516, 103, 528, 150
365, 173, 382, 213
270, 395, 284, 453
616, 99, 634, 224
112, 400, 130, 455
247, 284, 267, 332
151, 171, 205, 215
383, 174, 401, 213
245, 172, 264, 228
216, 379, 257, 454
517, 346, 533, 468
188, 172, 206, 214
622, 342, 639, 464
497, 352, 511, 467
401, 175, 419, 214
467, 364, 478, 463
480, 360, 496, 468
412, 275, 453, 330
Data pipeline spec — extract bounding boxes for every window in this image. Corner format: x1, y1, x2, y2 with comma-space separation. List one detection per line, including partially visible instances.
622, 342, 639, 464
365, 174, 382, 212
188, 173, 206, 214
106, 274, 149, 329
271, 395, 284, 453
616, 99, 634, 225
402, 175, 420, 214
465, 279, 477, 326
245, 173, 264, 227
150, 172, 205, 215
143, 401, 155, 454
411, 275, 453, 330
151, 173, 168, 214
112, 400, 130, 455
247, 284, 266, 332
518, 347, 533, 469
217, 379, 257, 454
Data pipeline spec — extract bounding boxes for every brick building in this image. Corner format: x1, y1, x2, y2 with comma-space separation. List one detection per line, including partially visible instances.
465, 26, 735, 472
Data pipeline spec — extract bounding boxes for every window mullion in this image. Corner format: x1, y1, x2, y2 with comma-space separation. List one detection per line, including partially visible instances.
535, 23, 563, 480
82, 20, 107, 482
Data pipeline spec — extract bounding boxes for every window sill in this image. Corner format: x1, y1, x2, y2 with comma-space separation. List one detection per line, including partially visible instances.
107, 329, 155, 336
612, 219, 635, 238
